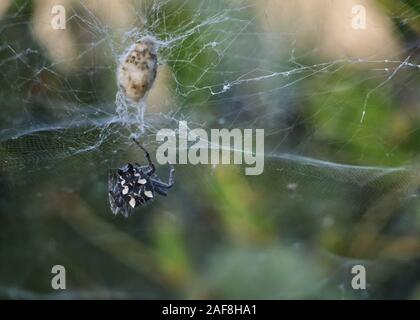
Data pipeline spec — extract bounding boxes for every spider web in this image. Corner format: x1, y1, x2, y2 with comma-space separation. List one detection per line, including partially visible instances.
0, 0, 419, 299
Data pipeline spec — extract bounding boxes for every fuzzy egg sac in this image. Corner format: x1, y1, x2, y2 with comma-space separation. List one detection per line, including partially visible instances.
117, 37, 158, 102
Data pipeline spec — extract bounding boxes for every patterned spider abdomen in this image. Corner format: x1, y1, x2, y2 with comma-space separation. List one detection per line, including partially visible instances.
108, 163, 154, 217
117, 37, 158, 102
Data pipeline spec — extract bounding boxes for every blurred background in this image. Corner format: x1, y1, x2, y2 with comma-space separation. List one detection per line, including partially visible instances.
0, 0, 419, 299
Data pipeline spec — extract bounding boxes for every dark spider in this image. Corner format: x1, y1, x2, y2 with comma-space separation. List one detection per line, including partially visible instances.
108, 138, 175, 217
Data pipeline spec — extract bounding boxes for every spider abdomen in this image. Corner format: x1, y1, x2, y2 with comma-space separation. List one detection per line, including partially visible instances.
109, 163, 156, 216
118, 164, 155, 206
108, 140, 175, 217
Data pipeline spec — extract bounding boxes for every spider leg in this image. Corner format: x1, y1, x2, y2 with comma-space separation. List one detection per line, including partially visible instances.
150, 164, 175, 189
108, 170, 130, 217
135, 163, 155, 175
132, 138, 155, 174
154, 187, 168, 196
108, 170, 116, 187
